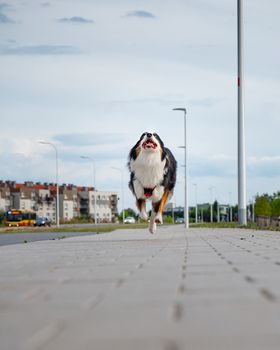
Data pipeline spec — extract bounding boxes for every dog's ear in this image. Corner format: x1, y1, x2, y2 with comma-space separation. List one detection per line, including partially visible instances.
129, 133, 146, 160
153, 133, 166, 161
161, 147, 167, 161
153, 133, 164, 148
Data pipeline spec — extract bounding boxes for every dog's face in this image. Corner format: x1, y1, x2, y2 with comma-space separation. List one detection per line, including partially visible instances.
139, 132, 164, 152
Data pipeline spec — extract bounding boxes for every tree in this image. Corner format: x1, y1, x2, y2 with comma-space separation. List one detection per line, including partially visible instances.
0, 211, 5, 225
271, 199, 280, 217
254, 196, 271, 217
119, 208, 137, 221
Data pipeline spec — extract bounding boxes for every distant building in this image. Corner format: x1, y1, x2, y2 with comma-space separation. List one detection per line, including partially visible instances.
0, 180, 118, 223
0, 181, 12, 211
79, 188, 118, 223
35, 184, 56, 222
59, 184, 79, 221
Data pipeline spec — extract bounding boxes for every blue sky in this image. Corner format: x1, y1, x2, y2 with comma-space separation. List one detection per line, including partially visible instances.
1, 0, 280, 210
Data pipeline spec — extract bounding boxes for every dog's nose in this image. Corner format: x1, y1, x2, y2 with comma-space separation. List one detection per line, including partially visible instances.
147, 133, 152, 138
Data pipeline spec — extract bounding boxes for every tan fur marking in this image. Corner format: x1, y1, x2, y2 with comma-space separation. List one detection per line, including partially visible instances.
136, 199, 145, 212
136, 147, 141, 157
159, 190, 170, 214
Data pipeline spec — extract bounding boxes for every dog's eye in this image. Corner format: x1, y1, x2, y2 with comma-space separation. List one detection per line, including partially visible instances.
139, 133, 146, 139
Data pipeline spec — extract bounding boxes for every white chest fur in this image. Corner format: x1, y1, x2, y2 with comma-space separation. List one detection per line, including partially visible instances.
130, 150, 166, 188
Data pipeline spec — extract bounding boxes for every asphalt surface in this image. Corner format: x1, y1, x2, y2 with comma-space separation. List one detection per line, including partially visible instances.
0, 231, 97, 246
1, 225, 280, 350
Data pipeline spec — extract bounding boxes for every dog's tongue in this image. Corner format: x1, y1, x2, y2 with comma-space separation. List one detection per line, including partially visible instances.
144, 140, 157, 149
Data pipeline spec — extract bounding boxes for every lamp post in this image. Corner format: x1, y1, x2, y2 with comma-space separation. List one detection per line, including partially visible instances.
38, 140, 59, 227
111, 167, 125, 223
228, 191, 233, 222
208, 187, 214, 223
252, 198, 255, 223
237, 0, 247, 225
173, 108, 188, 229
80, 156, 97, 225
193, 183, 198, 224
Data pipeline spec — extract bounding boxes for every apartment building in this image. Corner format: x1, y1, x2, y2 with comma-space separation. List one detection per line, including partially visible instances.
0, 182, 11, 211
89, 190, 118, 223
0, 181, 119, 223
79, 188, 118, 223
35, 184, 56, 222
59, 184, 79, 221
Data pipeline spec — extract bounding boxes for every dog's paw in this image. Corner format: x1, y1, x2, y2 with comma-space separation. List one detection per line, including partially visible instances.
149, 221, 157, 234
139, 210, 148, 221
155, 213, 163, 224
149, 213, 157, 234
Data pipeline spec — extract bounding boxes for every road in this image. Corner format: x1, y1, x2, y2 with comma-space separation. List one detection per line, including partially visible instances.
1, 225, 280, 350
0, 230, 97, 246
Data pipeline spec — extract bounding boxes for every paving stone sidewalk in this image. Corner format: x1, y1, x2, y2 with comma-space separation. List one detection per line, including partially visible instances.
1, 226, 280, 350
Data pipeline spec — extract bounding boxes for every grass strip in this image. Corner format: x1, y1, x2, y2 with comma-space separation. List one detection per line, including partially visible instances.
0, 223, 149, 234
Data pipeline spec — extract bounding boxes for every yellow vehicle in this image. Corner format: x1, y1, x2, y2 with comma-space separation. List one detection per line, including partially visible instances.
5, 209, 37, 227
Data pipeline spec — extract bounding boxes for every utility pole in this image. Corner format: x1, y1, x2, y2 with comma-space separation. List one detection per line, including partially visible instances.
237, 0, 247, 225
173, 108, 189, 229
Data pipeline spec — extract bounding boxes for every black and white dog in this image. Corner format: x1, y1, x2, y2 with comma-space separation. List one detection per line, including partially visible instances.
128, 132, 177, 233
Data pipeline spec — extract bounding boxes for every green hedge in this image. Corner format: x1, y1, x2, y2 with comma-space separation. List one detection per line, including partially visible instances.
255, 194, 280, 217
255, 196, 271, 217
271, 199, 280, 217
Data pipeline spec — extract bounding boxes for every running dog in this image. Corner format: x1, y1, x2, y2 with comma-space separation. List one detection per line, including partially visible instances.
128, 132, 177, 233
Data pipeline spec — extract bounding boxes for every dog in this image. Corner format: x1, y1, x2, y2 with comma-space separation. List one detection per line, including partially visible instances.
128, 132, 177, 233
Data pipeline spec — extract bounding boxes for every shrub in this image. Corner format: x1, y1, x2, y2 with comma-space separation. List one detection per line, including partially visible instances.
0, 211, 5, 225
255, 196, 271, 217
271, 199, 280, 217
164, 215, 173, 224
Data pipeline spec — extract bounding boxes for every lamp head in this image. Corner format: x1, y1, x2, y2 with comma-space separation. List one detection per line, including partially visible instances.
173, 108, 186, 113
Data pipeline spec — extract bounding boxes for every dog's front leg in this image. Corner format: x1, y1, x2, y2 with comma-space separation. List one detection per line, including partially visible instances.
149, 211, 157, 234
153, 190, 170, 224
152, 201, 163, 224
136, 198, 148, 221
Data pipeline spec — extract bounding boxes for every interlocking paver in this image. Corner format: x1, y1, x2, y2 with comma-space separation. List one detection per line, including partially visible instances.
1, 226, 280, 350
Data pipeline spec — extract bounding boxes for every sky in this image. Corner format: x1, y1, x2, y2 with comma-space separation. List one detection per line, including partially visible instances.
1, 0, 280, 212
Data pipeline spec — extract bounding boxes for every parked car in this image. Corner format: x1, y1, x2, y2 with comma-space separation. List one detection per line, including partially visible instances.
175, 217, 184, 224
34, 217, 51, 227
124, 216, 136, 224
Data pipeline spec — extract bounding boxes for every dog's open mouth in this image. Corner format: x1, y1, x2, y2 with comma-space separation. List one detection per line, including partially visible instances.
142, 140, 158, 149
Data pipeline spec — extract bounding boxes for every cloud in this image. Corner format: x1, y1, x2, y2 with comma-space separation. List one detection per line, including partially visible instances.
0, 3, 10, 11
0, 3, 14, 23
0, 13, 12, 23
189, 154, 236, 178
248, 156, 280, 178
189, 97, 224, 107
124, 10, 156, 19
41, 2, 50, 7
0, 44, 80, 55
58, 16, 94, 24
188, 154, 280, 179
53, 132, 127, 147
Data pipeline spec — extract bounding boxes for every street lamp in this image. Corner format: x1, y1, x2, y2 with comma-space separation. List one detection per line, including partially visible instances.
237, 0, 247, 225
208, 187, 214, 223
80, 156, 97, 225
228, 191, 233, 222
38, 140, 59, 227
173, 107, 188, 229
111, 167, 125, 223
193, 183, 198, 224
